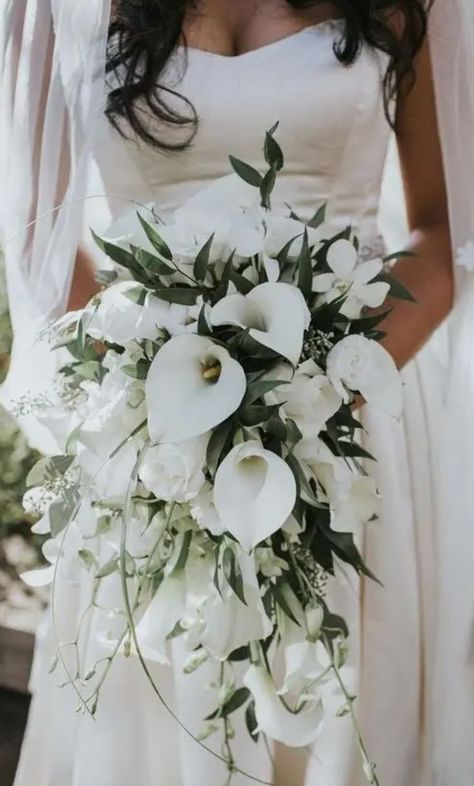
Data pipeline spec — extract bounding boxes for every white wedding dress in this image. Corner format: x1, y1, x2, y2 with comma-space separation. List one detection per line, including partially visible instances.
11, 20, 453, 786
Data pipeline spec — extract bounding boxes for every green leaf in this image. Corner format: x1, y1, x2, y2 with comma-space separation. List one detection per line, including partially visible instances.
26, 455, 75, 488
307, 203, 327, 230
245, 701, 259, 742
49, 488, 81, 537
297, 230, 313, 299
91, 230, 137, 271
228, 645, 250, 662
95, 269, 118, 287
264, 130, 284, 171
206, 419, 233, 476
123, 285, 148, 306
286, 453, 323, 509
193, 234, 214, 282
175, 530, 193, 570
122, 359, 149, 380
95, 555, 120, 579
376, 273, 416, 303
229, 156, 263, 187
197, 304, 212, 336
78, 549, 97, 571
222, 547, 247, 605
260, 165, 277, 209
383, 250, 417, 263
334, 440, 375, 461
265, 416, 288, 441
131, 246, 175, 276
153, 288, 200, 306
244, 378, 287, 406
285, 418, 303, 449
272, 583, 301, 625
136, 213, 173, 261
228, 269, 254, 294
239, 403, 281, 427
206, 687, 251, 720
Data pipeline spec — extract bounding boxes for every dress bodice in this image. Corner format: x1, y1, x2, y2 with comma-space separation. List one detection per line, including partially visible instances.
95, 20, 391, 239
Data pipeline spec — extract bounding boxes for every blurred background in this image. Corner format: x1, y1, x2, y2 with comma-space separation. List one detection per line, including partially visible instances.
0, 252, 47, 784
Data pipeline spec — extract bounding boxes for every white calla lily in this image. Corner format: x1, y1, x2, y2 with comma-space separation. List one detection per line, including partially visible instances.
199, 553, 272, 659
210, 282, 310, 365
134, 569, 187, 663
214, 441, 296, 550
326, 334, 402, 417
146, 334, 246, 442
244, 663, 324, 747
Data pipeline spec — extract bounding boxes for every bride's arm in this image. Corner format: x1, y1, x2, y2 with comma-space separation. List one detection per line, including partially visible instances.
67, 249, 100, 311
376, 35, 454, 369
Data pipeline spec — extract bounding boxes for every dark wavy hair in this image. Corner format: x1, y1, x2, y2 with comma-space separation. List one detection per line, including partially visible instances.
106, 1, 430, 150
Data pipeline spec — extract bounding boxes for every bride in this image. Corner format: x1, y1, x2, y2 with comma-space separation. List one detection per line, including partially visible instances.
2, 1, 474, 785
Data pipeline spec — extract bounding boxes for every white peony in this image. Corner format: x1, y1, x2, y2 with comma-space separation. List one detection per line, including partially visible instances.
267, 359, 342, 438
139, 436, 208, 503
88, 282, 170, 344
312, 238, 389, 318
326, 334, 402, 417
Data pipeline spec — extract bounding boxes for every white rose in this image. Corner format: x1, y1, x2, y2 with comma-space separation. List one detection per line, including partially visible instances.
139, 436, 208, 503
326, 334, 402, 417
88, 282, 170, 344
268, 359, 342, 438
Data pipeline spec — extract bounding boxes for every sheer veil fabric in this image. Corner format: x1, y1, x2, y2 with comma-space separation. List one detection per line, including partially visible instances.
2, 1, 474, 782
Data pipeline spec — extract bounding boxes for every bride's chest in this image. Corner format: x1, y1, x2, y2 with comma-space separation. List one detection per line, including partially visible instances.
99, 23, 391, 225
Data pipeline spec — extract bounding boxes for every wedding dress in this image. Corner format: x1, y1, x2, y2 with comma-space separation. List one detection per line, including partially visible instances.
8, 19, 452, 786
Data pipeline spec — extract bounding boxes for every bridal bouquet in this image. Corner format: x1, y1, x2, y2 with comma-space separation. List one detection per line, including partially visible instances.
22, 127, 409, 785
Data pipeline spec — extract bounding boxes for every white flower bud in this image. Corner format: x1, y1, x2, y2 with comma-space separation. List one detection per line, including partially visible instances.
183, 650, 210, 675
304, 602, 324, 643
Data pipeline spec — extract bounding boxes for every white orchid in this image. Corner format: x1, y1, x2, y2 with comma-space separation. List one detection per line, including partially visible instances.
210, 282, 310, 365
213, 441, 296, 550
315, 461, 379, 533
139, 436, 208, 503
326, 334, 402, 417
146, 334, 246, 442
134, 569, 187, 663
313, 238, 389, 318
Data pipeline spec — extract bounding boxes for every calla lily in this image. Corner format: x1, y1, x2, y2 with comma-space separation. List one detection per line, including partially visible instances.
134, 569, 187, 663
146, 334, 246, 442
243, 663, 324, 747
214, 441, 297, 550
326, 335, 402, 417
199, 552, 272, 659
210, 282, 310, 365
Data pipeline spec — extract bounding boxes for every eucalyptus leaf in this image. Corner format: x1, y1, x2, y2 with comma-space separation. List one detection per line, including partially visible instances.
245, 701, 259, 742
260, 165, 277, 209
206, 419, 233, 476
193, 234, 214, 282
222, 547, 247, 605
136, 213, 173, 261
264, 130, 284, 171
297, 230, 313, 299
239, 402, 281, 427
307, 203, 327, 230
229, 156, 263, 187
153, 288, 200, 306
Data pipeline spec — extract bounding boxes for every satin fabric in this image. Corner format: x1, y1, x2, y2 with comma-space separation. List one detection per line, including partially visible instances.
10, 20, 466, 786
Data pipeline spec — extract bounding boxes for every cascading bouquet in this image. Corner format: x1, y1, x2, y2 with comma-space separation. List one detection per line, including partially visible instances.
21, 126, 410, 785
